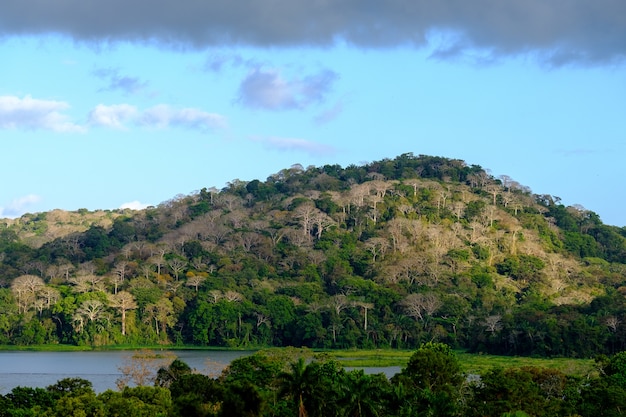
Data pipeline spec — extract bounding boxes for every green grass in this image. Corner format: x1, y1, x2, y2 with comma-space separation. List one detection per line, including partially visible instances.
0, 344, 93, 352
322, 349, 598, 378
0, 345, 598, 378
456, 352, 597, 377
0, 344, 256, 352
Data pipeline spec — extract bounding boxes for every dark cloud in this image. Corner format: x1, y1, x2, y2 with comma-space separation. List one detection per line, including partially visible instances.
0, 1, 624, 65
237, 68, 338, 110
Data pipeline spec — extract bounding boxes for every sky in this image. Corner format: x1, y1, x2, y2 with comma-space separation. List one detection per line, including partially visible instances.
1, 0, 625, 226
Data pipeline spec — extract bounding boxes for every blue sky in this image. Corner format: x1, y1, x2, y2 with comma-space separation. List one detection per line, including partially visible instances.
1, 1, 625, 226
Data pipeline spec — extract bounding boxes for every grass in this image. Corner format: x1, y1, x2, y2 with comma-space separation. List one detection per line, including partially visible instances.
0, 344, 256, 352
0, 344, 93, 352
323, 349, 598, 378
456, 352, 597, 377
0, 345, 598, 378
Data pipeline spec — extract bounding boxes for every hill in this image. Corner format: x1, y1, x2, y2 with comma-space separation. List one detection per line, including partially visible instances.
1, 153, 626, 356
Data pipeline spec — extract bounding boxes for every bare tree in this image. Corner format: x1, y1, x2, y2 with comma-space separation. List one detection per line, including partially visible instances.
113, 261, 129, 294
149, 250, 166, 277
109, 291, 137, 336
483, 315, 503, 333
38, 287, 61, 309
606, 316, 621, 333
208, 290, 222, 303
76, 299, 106, 323
223, 290, 244, 302
329, 294, 350, 316
353, 301, 375, 330
116, 349, 176, 389
186, 275, 207, 292
255, 312, 270, 329
311, 211, 334, 240
364, 237, 390, 263
400, 293, 441, 322
294, 201, 317, 240
145, 298, 175, 336
11, 275, 45, 313
167, 257, 187, 281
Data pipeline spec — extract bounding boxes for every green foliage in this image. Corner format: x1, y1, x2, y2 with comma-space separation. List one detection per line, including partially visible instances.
1, 154, 626, 357
2, 347, 626, 416
496, 254, 545, 282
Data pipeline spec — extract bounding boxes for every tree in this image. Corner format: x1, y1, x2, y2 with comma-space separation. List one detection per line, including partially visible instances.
76, 299, 105, 323
392, 342, 464, 417
400, 293, 441, 323
155, 359, 192, 388
11, 274, 45, 313
116, 349, 177, 389
168, 257, 187, 280
109, 291, 138, 336
278, 357, 342, 417
339, 370, 388, 417
186, 275, 206, 292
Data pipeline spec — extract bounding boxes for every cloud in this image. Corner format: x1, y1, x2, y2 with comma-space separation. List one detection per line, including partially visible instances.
93, 68, 148, 95
120, 200, 150, 210
88, 103, 226, 131
252, 136, 337, 157
238, 68, 338, 110
0, 95, 84, 132
0, 194, 42, 218
314, 100, 346, 125
203, 52, 252, 72
0, 1, 624, 65
88, 104, 138, 129
140, 105, 227, 130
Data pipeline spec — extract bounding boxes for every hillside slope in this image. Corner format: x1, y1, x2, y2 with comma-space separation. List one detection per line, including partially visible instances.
1, 153, 625, 356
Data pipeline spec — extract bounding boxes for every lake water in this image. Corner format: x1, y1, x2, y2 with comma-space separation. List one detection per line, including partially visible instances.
0, 350, 253, 394
0, 350, 401, 394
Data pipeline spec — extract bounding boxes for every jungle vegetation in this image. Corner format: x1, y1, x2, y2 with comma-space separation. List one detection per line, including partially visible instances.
2, 343, 626, 417
1, 153, 626, 357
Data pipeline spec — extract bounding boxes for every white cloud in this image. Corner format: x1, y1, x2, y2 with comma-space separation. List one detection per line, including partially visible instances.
140, 105, 227, 130
0, 95, 84, 132
119, 200, 150, 210
0, 194, 42, 218
252, 136, 337, 157
237, 68, 338, 110
88, 104, 138, 129
87, 103, 226, 132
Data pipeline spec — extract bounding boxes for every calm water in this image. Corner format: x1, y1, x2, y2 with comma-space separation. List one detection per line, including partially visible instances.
0, 350, 253, 394
0, 350, 401, 394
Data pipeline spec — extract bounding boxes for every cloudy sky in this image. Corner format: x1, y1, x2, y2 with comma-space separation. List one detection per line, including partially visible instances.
1, 0, 625, 226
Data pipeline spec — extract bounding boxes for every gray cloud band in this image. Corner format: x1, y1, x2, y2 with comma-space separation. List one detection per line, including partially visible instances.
1, 0, 624, 65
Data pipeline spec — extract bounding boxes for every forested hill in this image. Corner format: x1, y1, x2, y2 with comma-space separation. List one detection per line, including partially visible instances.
1, 153, 626, 357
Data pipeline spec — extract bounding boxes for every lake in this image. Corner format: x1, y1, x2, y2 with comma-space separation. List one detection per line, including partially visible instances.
0, 350, 253, 394
0, 350, 401, 394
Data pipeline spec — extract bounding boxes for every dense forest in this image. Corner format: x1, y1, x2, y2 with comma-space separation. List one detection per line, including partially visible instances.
3, 343, 626, 417
1, 153, 626, 356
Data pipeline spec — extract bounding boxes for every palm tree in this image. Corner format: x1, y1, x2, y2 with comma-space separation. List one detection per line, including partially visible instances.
339, 370, 385, 417
278, 358, 311, 417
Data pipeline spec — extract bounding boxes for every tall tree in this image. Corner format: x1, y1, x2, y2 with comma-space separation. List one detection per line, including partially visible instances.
109, 291, 137, 336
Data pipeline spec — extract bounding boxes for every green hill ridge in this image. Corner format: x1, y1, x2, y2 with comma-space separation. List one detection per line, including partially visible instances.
1, 153, 625, 356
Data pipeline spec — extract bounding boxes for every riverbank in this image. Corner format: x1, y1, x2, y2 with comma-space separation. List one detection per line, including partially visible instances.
0, 345, 598, 378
